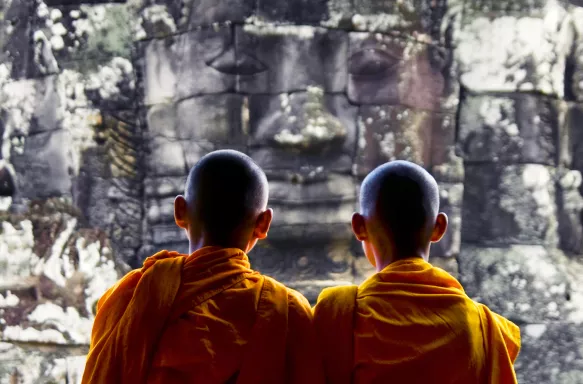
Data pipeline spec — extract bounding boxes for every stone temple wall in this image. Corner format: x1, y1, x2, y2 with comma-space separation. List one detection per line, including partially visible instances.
0, 0, 583, 382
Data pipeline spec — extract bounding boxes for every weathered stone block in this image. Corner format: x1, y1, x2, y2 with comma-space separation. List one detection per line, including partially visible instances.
0, 343, 87, 384
355, 105, 428, 175
271, 200, 356, 227
147, 94, 246, 145
462, 0, 548, 14
516, 323, 583, 384
177, 95, 245, 144
250, 147, 354, 177
569, 104, 583, 174
31, 2, 134, 75
149, 224, 186, 245
237, 25, 347, 94
267, 172, 356, 232
455, 3, 574, 97
187, 0, 254, 26
351, 0, 447, 41
146, 197, 175, 225
11, 130, 73, 200
0, 0, 34, 79
0, 212, 122, 346
458, 94, 563, 165
432, 183, 463, 258
459, 245, 572, 323
572, 7, 583, 101
134, 3, 181, 40
556, 170, 583, 255
146, 136, 187, 177
348, 32, 452, 111
354, 105, 455, 177
0, 77, 60, 138
176, 27, 237, 98
257, 0, 328, 23
144, 176, 186, 198
462, 164, 558, 246
269, 173, 357, 204
140, 27, 236, 104
140, 37, 181, 105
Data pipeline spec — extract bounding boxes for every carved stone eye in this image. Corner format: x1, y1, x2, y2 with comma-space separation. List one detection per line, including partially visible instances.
348, 48, 400, 78
206, 47, 267, 76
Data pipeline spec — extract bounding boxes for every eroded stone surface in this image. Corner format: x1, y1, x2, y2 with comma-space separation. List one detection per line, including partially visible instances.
31, 2, 134, 75
572, 7, 583, 101
188, 0, 254, 26
515, 324, 583, 384
0, 0, 34, 79
0, 201, 123, 347
463, 164, 558, 246
455, 2, 574, 97
432, 183, 463, 258
458, 94, 564, 165
355, 105, 455, 177
348, 32, 453, 111
352, 0, 448, 41
459, 245, 573, 323
0, 342, 86, 384
556, 169, 583, 255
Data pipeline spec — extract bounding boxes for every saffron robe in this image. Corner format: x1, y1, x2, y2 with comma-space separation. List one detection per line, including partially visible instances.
314, 257, 520, 384
82, 247, 325, 384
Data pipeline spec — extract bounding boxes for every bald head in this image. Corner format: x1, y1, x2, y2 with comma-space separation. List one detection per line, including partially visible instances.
184, 150, 268, 246
360, 161, 440, 255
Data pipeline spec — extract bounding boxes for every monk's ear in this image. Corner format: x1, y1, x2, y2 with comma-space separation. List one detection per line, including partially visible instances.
174, 195, 189, 229
253, 208, 273, 240
351, 213, 368, 242
430, 212, 448, 243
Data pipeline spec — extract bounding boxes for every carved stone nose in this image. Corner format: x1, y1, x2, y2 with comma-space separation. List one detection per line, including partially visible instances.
271, 86, 347, 153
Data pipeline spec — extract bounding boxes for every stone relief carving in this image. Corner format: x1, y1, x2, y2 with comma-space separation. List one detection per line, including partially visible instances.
0, 0, 583, 382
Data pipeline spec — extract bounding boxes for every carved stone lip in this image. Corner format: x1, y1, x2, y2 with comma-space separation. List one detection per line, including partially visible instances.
206, 48, 268, 76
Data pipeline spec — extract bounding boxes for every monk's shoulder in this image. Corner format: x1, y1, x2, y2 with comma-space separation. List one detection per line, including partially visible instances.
262, 276, 312, 314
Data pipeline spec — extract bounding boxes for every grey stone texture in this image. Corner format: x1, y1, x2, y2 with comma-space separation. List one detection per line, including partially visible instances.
458, 94, 564, 165
2, 0, 583, 382
462, 164, 559, 246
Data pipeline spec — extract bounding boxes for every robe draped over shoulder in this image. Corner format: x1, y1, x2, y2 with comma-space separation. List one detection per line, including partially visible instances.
82, 247, 325, 384
314, 258, 520, 384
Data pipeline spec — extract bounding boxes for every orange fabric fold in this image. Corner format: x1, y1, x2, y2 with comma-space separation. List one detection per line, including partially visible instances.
314, 257, 521, 384
82, 247, 325, 384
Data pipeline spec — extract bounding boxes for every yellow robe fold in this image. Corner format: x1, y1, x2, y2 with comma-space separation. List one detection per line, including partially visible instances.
82, 247, 325, 384
314, 257, 520, 384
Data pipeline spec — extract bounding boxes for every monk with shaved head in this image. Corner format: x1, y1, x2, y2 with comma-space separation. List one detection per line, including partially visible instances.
314, 160, 521, 384
83, 150, 325, 384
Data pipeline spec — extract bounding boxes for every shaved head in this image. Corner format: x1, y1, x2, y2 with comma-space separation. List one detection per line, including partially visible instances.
184, 150, 269, 246
360, 161, 440, 255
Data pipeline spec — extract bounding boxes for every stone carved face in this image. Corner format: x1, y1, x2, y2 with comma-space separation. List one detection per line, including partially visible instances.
1, 0, 582, 305
136, 1, 461, 296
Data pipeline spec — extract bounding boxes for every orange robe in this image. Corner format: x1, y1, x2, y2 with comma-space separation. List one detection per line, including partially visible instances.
82, 247, 325, 384
314, 257, 520, 384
